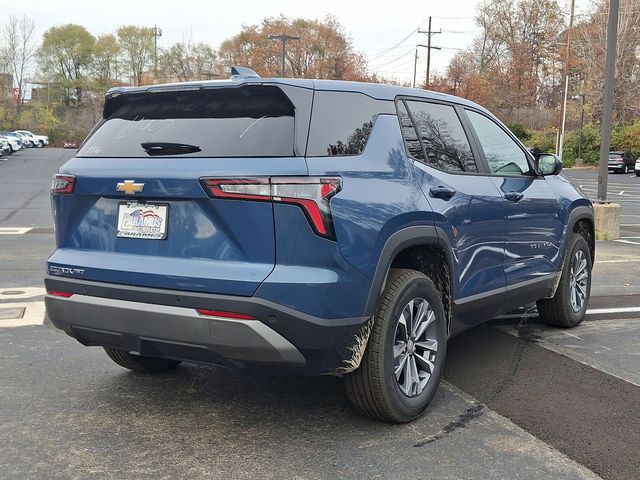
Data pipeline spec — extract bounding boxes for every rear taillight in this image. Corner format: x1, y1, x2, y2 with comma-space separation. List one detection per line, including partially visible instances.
47, 290, 74, 298
196, 309, 256, 320
51, 174, 75, 194
201, 176, 342, 240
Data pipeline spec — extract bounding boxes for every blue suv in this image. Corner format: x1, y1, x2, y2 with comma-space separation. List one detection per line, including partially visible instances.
45, 67, 594, 423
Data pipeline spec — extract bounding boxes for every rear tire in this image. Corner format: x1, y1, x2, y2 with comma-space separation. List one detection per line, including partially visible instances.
103, 347, 181, 373
345, 268, 447, 423
537, 234, 592, 328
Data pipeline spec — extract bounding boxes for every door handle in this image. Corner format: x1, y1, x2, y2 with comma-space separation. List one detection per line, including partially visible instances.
504, 191, 524, 203
430, 186, 456, 200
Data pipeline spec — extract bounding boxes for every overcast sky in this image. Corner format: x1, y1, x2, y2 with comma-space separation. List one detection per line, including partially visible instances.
2, 0, 594, 84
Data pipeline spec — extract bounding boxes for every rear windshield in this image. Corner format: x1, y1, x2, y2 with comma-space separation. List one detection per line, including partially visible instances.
78, 85, 295, 158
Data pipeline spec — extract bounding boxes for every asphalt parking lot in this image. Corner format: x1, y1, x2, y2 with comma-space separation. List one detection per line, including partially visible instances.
1, 149, 639, 480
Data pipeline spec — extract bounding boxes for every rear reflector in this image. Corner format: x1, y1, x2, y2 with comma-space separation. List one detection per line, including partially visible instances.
196, 309, 256, 320
200, 176, 342, 239
51, 174, 75, 194
47, 290, 74, 298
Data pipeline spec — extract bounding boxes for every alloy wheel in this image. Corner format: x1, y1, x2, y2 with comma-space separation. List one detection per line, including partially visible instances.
393, 298, 438, 397
569, 250, 589, 312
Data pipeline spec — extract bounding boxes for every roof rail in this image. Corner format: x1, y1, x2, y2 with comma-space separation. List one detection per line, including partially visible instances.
230, 66, 261, 80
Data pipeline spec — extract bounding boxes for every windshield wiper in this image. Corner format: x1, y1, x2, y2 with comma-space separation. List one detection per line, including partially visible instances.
141, 142, 201, 156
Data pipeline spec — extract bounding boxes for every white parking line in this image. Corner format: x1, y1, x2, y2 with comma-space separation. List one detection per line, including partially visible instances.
595, 259, 640, 263
495, 306, 640, 320
586, 307, 640, 315
0, 227, 32, 235
615, 239, 640, 246
0, 301, 45, 327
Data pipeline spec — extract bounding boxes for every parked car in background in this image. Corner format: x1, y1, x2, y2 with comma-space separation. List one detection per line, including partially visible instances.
45, 68, 595, 423
0, 139, 10, 156
63, 139, 78, 149
0, 132, 23, 153
14, 132, 34, 148
608, 151, 635, 173
14, 130, 49, 148
636, 158, 640, 176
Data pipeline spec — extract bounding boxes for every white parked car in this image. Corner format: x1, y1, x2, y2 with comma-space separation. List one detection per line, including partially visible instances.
0, 134, 22, 153
14, 130, 49, 148
0, 139, 10, 156
13, 131, 34, 147
635, 158, 640, 177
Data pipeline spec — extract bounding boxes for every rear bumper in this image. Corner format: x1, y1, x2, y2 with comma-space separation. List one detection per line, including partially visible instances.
44, 276, 371, 375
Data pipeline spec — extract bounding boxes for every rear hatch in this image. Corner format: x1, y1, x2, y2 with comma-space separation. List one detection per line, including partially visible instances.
608, 154, 624, 167
48, 82, 313, 296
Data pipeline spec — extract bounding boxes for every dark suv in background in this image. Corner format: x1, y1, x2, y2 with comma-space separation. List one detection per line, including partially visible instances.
608, 151, 635, 173
45, 67, 594, 423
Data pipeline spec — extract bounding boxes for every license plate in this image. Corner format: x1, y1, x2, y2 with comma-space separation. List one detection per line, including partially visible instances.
117, 202, 168, 240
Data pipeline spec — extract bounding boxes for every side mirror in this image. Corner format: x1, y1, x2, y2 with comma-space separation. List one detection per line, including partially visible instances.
536, 153, 562, 176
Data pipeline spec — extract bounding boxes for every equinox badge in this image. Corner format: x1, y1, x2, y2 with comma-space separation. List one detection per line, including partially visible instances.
116, 180, 145, 195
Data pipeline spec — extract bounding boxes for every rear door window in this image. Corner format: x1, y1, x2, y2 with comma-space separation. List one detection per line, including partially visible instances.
402, 100, 478, 173
78, 85, 296, 158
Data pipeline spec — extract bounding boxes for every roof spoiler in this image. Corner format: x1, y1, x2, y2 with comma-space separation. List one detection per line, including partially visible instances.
230, 66, 261, 80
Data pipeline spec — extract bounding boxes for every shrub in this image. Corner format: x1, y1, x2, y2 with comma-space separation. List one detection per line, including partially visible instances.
506, 122, 531, 142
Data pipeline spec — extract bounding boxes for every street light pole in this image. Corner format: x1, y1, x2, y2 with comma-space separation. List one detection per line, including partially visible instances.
598, 0, 619, 202
577, 92, 585, 162
152, 25, 162, 78
268, 34, 300, 77
557, 0, 575, 159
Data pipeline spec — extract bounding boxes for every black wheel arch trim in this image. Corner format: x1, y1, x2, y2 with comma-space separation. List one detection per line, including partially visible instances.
547, 205, 594, 299
364, 225, 454, 318
566, 205, 595, 263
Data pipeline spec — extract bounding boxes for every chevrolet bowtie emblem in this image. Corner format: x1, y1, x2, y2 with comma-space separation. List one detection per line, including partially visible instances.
116, 180, 144, 195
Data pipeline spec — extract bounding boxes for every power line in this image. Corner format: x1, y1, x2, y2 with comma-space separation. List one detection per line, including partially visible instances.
367, 17, 431, 59
368, 45, 416, 68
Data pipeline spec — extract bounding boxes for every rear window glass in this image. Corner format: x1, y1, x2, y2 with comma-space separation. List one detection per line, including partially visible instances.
78, 86, 295, 158
306, 91, 391, 156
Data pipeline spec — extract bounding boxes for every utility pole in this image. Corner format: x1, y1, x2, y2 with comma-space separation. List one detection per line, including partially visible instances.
152, 25, 162, 79
268, 34, 300, 77
598, 0, 619, 202
413, 45, 428, 88
557, 0, 575, 159
418, 17, 441, 87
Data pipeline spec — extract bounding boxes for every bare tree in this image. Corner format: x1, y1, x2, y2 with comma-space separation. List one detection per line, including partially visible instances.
116, 25, 155, 86
2, 15, 36, 113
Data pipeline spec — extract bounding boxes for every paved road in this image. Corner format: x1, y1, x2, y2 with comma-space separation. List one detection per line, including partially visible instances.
562, 168, 640, 240
1, 150, 639, 479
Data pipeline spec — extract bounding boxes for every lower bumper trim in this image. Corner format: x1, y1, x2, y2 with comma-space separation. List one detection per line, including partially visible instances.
46, 294, 306, 367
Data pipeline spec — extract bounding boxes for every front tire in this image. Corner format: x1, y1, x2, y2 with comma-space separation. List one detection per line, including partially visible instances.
537, 234, 592, 328
103, 347, 181, 373
345, 269, 447, 423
